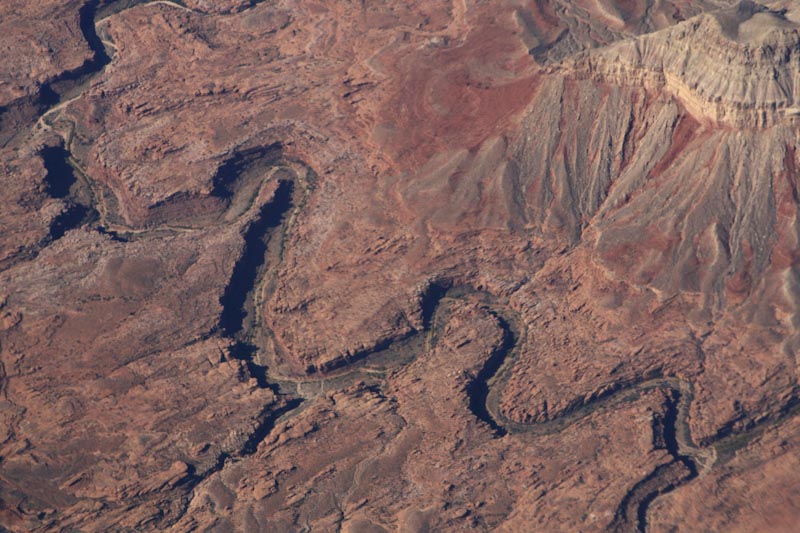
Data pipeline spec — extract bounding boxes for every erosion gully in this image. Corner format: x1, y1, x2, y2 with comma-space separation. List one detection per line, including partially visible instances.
10, 0, 800, 530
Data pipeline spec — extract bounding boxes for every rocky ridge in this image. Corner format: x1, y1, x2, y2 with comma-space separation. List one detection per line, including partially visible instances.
564, 1, 800, 127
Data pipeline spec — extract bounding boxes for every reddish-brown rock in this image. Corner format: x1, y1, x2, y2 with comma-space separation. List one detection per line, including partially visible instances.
2, 0, 800, 531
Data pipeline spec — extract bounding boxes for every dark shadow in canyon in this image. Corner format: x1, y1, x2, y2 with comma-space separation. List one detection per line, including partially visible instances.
40, 145, 98, 242
609, 390, 697, 533
38, 0, 112, 107
219, 179, 294, 338
466, 311, 514, 437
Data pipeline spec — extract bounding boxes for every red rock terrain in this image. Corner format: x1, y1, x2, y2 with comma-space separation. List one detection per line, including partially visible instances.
3, 0, 800, 530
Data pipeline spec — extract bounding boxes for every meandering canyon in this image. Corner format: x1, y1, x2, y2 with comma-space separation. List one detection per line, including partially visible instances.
2, 0, 800, 530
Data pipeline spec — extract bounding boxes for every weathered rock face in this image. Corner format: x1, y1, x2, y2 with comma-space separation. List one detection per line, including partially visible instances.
568, 1, 800, 127
3, 0, 800, 531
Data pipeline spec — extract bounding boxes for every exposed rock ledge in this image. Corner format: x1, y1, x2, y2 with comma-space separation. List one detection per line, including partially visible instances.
559, 1, 800, 128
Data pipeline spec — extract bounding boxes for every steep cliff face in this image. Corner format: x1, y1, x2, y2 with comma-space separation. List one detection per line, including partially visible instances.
568, 1, 800, 127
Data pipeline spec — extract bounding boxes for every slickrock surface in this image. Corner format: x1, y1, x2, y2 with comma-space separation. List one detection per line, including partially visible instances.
3, 0, 800, 531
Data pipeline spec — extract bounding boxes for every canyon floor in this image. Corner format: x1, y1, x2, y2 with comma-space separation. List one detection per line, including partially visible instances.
3, 0, 800, 531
